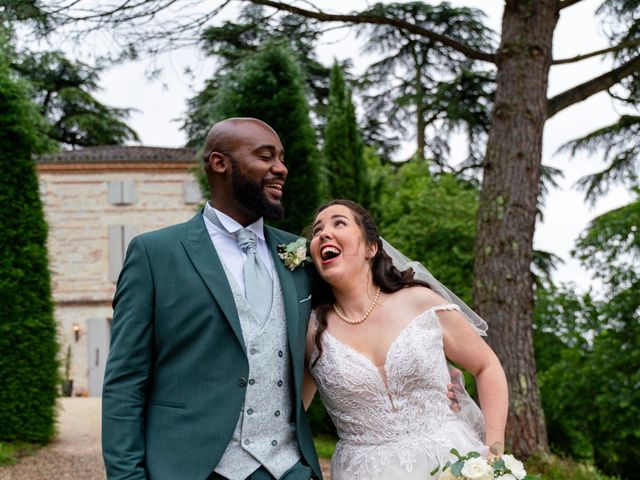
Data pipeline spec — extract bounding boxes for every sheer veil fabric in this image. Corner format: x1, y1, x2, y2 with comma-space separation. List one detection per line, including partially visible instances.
381, 239, 488, 336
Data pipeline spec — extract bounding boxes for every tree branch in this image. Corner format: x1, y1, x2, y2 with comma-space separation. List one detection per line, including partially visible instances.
245, 0, 497, 63
547, 55, 640, 118
558, 0, 586, 9
454, 161, 483, 175
553, 39, 640, 65
63, 0, 177, 22
607, 87, 632, 103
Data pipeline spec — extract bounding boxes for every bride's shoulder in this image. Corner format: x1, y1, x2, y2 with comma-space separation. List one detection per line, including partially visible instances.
394, 285, 449, 311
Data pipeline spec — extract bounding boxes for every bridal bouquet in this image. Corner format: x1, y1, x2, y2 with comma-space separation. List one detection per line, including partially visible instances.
432, 448, 539, 480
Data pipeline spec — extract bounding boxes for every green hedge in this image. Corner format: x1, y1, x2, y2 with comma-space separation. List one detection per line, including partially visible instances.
0, 57, 59, 442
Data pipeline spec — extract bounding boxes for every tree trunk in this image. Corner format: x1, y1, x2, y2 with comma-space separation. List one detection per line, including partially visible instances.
414, 46, 426, 160
416, 95, 425, 160
474, 1, 558, 457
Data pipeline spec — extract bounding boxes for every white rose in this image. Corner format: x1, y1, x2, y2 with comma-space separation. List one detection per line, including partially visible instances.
495, 474, 517, 480
460, 457, 493, 480
502, 454, 527, 480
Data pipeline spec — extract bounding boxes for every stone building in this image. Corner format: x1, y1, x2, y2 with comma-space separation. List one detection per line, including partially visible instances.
36, 146, 203, 396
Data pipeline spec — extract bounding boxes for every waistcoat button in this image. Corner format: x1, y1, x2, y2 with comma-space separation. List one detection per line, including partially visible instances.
248, 379, 256, 385
271, 440, 278, 447
247, 408, 253, 415
278, 350, 283, 357
274, 410, 280, 417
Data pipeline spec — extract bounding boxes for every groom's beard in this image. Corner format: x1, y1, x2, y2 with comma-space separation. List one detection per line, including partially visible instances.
230, 157, 285, 221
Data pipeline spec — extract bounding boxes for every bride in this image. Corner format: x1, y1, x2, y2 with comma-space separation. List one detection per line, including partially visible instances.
302, 200, 508, 480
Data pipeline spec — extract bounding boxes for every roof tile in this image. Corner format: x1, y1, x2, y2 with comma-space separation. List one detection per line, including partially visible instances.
36, 146, 199, 164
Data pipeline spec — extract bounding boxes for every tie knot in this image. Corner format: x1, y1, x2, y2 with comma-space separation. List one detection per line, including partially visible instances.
236, 228, 257, 254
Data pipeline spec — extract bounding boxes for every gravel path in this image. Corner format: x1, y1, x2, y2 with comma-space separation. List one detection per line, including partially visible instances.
0, 398, 105, 480
0, 398, 331, 479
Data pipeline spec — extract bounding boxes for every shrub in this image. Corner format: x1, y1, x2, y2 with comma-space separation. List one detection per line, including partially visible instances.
0, 55, 59, 442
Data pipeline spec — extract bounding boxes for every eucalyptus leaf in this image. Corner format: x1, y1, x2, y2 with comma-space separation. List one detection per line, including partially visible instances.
450, 460, 464, 476
493, 458, 506, 470
449, 447, 462, 459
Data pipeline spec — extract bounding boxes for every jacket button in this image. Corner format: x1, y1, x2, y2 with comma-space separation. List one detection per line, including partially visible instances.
238, 377, 247, 387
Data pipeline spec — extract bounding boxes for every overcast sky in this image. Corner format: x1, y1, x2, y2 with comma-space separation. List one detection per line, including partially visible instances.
75, 0, 633, 293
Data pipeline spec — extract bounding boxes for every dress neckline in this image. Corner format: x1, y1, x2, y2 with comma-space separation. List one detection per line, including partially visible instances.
321, 304, 458, 387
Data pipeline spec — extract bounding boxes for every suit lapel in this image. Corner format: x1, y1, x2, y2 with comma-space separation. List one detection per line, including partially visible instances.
181, 211, 245, 352
265, 228, 299, 356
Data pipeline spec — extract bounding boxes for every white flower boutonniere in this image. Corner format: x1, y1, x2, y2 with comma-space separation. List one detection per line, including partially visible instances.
278, 238, 311, 271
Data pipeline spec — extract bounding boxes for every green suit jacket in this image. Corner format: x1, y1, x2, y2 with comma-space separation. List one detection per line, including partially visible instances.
102, 211, 321, 480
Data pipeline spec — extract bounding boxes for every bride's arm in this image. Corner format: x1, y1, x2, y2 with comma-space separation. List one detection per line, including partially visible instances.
303, 313, 318, 411
440, 310, 508, 449
303, 367, 317, 410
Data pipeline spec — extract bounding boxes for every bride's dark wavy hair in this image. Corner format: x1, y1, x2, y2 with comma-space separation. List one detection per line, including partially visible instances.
309, 199, 431, 367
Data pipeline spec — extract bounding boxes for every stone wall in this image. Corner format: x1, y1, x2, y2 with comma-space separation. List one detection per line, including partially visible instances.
37, 160, 203, 395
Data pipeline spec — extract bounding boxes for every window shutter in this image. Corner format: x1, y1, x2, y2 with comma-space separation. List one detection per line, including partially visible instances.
108, 225, 124, 283
123, 225, 138, 253
183, 180, 203, 204
107, 182, 123, 205
122, 181, 137, 204
108, 225, 138, 283
108, 181, 137, 205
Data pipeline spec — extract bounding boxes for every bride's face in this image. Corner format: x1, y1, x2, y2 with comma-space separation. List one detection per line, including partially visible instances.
310, 204, 375, 286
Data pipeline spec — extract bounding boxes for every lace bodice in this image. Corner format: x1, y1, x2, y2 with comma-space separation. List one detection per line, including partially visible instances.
310, 304, 486, 480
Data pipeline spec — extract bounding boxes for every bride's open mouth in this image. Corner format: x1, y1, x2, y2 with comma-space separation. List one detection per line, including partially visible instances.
320, 245, 341, 265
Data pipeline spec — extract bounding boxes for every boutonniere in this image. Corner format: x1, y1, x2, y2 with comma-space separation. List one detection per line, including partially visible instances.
278, 238, 311, 270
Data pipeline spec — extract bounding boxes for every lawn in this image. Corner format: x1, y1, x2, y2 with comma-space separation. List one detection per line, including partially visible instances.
0, 441, 40, 466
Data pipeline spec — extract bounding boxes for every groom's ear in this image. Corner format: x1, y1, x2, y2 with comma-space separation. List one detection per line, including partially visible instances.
208, 152, 228, 174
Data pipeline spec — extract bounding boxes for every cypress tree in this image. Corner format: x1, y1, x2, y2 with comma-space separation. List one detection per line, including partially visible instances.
323, 63, 369, 206
212, 42, 322, 234
0, 55, 59, 442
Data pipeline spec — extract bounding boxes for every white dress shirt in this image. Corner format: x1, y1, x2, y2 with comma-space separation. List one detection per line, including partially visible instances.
203, 202, 274, 298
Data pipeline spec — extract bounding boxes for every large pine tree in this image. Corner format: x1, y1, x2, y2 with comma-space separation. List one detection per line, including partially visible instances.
323, 63, 369, 206
0, 54, 59, 442
182, 4, 330, 146
211, 42, 322, 234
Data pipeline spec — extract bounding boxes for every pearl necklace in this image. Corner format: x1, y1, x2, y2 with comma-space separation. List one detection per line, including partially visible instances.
333, 287, 381, 325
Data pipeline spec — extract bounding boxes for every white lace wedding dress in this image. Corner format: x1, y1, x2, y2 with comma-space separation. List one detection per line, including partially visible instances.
309, 304, 487, 480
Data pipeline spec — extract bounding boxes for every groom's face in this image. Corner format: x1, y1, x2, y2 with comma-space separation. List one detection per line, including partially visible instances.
226, 122, 287, 221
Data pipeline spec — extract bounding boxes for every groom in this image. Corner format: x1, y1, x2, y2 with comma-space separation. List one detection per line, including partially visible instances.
102, 118, 322, 480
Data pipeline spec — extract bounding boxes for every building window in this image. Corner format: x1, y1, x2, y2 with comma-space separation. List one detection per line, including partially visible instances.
108, 181, 137, 205
108, 225, 137, 283
184, 180, 203, 205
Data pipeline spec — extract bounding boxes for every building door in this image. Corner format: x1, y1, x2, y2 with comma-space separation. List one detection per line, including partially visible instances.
87, 317, 111, 397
